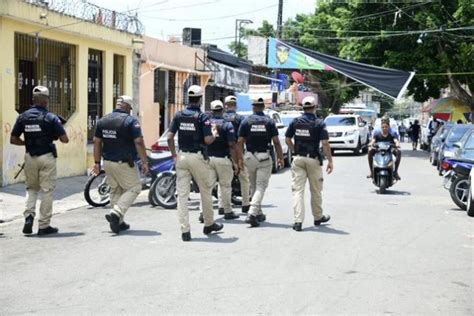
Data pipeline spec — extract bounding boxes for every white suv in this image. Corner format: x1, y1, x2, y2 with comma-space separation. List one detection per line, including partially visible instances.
324, 114, 370, 155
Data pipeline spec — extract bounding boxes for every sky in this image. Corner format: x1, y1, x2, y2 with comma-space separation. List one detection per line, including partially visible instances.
91, 0, 316, 51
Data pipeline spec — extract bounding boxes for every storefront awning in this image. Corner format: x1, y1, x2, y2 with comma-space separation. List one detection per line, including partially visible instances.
267, 38, 415, 100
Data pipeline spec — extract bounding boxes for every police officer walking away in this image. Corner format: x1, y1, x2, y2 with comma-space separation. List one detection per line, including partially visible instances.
10, 86, 69, 235
223, 95, 251, 213
91, 96, 149, 234
238, 98, 284, 227
167, 85, 223, 241
208, 100, 240, 220
285, 96, 333, 231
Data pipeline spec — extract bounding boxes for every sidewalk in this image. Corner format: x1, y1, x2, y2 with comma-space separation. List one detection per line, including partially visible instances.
0, 175, 89, 223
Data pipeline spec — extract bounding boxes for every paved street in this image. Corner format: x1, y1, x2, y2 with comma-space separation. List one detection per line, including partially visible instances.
1, 144, 472, 315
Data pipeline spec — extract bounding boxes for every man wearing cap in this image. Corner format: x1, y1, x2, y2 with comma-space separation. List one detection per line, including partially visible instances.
91, 95, 149, 234
203, 100, 240, 221
10, 86, 69, 235
238, 98, 284, 227
223, 95, 251, 214
285, 96, 333, 231
167, 85, 223, 241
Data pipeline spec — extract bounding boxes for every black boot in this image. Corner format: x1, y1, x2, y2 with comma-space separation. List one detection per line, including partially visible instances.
119, 222, 130, 231
37, 226, 58, 236
218, 208, 225, 215
314, 215, 331, 226
224, 212, 239, 220
105, 213, 121, 234
293, 223, 302, 231
256, 214, 266, 222
241, 205, 250, 214
203, 222, 224, 235
245, 215, 260, 227
182, 232, 191, 241
198, 213, 204, 223
23, 215, 34, 235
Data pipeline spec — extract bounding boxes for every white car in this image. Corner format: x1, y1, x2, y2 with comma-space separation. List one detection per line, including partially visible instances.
324, 114, 370, 155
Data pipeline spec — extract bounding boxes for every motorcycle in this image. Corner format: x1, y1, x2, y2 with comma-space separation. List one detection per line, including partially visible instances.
442, 159, 473, 210
372, 142, 397, 194
148, 166, 243, 210
84, 150, 174, 207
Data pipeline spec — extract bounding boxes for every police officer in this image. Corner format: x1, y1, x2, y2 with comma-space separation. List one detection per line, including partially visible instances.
238, 98, 284, 227
208, 100, 241, 220
285, 96, 333, 231
223, 95, 251, 213
91, 95, 149, 234
167, 85, 223, 241
10, 86, 69, 235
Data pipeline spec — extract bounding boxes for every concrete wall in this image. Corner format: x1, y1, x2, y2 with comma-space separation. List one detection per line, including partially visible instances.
0, 1, 136, 186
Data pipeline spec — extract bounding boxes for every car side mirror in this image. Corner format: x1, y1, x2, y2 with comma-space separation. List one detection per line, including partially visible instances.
358, 122, 366, 127
453, 142, 462, 149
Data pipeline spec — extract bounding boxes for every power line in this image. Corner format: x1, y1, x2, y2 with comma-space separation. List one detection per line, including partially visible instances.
134, 0, 222, 13
140, 4, 278, 21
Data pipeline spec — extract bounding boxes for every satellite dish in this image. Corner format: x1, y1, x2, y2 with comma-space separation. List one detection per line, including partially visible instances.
291, 71, 304, 84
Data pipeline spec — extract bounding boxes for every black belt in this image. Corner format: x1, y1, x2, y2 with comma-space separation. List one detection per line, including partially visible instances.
250, 151, 269, 154
209, 154, 230, 158
180, 150, 201, 154
104, 159, 129, 163
295, 153, 319, 158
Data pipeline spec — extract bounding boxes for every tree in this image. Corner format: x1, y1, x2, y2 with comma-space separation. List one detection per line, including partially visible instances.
317, 1, 473, 110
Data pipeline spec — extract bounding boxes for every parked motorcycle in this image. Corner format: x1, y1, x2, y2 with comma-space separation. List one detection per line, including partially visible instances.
148, 167, 243, 209
371, 142, 397, 194
84, 150, 174, 207
442, 159, 473, 210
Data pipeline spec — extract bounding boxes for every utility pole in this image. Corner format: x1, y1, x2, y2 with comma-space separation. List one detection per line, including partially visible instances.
273, 0, 283, 108
276, 0, 283, 38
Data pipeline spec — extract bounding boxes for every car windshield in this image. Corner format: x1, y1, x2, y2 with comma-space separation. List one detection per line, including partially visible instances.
281, 117, 295, 126
325, 117, 356, 126
446, 126, 470, 143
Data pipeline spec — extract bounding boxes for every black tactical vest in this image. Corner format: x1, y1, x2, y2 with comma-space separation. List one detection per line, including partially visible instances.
22, 112, 54, 156
177, 111, 203, 152
101, 112, 136, 160
208, 117, 229, 157
294, 118, 320, 156
224, 111, 240, 131
246, 116, 271, 152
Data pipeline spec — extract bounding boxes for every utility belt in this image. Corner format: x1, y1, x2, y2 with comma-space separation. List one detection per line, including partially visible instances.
27, 143, 57, 158
209, 153, 230, 159
250, 151, 271, 162
294, 151, 323, 166
180, 146, 209, 160
104, 155, 135, 167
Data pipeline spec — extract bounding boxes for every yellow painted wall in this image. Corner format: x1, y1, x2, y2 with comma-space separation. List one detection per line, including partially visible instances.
0, 6, 135, 186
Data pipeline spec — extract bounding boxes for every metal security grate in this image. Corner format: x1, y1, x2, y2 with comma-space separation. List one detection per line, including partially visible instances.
15, 33, 76, 119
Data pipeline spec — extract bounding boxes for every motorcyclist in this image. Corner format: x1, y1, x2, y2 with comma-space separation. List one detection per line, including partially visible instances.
367, 118, 402, 180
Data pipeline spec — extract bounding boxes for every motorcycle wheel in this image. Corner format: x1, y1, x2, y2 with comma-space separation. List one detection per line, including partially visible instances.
378, 176, 387, 194
152, 173, 178, 209
467, 182, 474, 217
450, 176, 469, 210
84, 170, 110, 207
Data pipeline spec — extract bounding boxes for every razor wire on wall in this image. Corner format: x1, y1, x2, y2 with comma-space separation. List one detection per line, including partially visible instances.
23, 0, 144, 36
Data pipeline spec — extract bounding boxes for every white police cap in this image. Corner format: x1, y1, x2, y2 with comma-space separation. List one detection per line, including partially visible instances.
187, 85, 203, 97
302, 96, 317, 108
210, 100, 224, 110
117, 95, 134, 106
33, 86, 49, 97
224, 95, 237, 104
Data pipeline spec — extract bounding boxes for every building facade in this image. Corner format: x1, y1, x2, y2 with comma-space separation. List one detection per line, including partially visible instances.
0, 0, 142, 186
139, 36, 210, 147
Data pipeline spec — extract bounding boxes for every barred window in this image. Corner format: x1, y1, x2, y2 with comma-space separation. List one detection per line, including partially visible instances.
15, 33, 76, 118
168, 71, 176, 104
